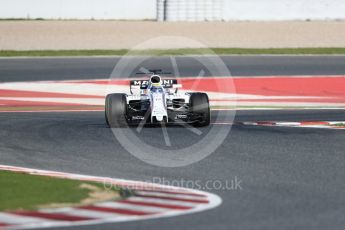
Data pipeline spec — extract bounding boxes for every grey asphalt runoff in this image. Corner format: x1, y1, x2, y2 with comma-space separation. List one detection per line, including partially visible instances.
1, 110, 345, 230
0, 56, 345, 230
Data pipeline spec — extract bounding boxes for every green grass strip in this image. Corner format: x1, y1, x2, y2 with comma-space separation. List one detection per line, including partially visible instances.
1, 48, 345, 57
0, 170, 119, 211
331, 122, 345, 127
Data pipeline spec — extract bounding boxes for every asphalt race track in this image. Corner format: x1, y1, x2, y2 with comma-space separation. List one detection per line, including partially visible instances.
1, 56, 345, 230
1, 56, 345, 82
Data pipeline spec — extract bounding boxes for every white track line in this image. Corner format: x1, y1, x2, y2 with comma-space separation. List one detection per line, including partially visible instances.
125, 197, 197, 207
92, 202, 170, 213
241, 121, 345, 130
0, 213, 57, 225
134, 191, 209, 200
42, 208, 123, 219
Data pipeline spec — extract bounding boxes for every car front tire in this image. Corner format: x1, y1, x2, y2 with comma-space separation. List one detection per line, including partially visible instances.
105, 93, 128, 128
189, 93, 210, 127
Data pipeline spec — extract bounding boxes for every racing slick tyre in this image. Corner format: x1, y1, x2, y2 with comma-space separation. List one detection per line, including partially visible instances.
190, 93, 210, 127
105, 93, 127, 128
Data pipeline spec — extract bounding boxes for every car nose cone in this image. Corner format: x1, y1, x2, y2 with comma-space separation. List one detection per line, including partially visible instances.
156, 115, 164, 122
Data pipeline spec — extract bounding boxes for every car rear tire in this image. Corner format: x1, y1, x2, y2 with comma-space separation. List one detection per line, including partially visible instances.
105, 93, 127, 128
190, 93, 210, 127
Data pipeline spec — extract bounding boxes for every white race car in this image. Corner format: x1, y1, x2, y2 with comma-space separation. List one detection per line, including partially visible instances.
105, 70, 210, 127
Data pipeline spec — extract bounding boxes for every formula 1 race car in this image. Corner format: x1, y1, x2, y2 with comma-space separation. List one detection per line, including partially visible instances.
105, 70, 210, 127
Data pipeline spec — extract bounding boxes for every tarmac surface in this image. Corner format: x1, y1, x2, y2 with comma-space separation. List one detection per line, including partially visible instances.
0, 56, 345, 230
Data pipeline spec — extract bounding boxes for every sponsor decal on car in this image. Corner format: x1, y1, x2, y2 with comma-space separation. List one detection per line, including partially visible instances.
132, 116, 145, 120
175, 114, 188, 119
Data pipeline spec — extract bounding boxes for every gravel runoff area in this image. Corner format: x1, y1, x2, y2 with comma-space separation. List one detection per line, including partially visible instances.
0, 21, 345, 50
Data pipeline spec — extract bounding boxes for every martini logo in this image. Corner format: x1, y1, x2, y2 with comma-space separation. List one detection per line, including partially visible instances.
130, 79, 177, 88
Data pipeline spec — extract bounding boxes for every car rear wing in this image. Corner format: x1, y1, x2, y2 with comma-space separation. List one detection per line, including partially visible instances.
130, 79, 181, 93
